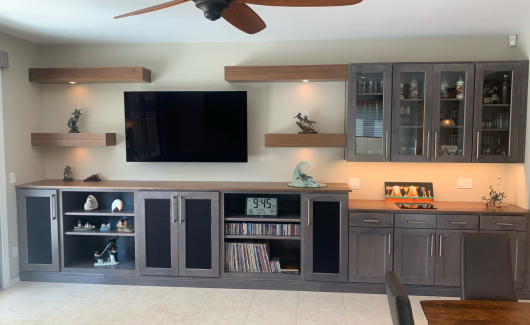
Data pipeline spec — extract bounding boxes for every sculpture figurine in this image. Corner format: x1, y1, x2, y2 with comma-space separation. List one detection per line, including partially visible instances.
112, 199, 124, 212
67, 109, 82, 133
117, 218, 134, 233
63, 165, 73, 181
94, 237, 119, 267
294, 113, 317, 134
84, 173, 101, 182
288, 161, 326, 188
100, 222, 111, 231
84, 195, 98, 211
74, 219, 96, 231
482, 186, 506, 208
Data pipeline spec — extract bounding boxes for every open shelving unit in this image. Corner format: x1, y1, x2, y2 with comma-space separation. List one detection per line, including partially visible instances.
29, 67, 151, 84
265, 133, 346, 147
225, 64, 348, 83
31, 133, 116, 147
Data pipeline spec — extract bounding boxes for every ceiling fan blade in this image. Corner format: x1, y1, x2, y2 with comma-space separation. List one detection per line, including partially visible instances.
239, 0, 362, 6
222, 2, 266, 34
114, 0, 190, 19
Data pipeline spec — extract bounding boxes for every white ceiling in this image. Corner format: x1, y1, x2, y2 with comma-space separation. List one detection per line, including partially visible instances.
1, 0, 530, 45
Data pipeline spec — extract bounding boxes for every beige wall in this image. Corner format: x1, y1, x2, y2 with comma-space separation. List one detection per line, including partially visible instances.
0, 32, 45, 282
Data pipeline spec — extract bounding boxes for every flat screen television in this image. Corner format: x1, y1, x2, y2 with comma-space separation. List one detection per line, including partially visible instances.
124, 91, 247, 162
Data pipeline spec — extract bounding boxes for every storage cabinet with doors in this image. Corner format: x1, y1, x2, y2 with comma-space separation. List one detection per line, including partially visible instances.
17, 189, 60, 272
347, 64, 393, 162
302, 193, 348, 282
479, 215, 527, 288
348, 212, 393, 283
137, 191, 219, 277
473, 62, 527, 163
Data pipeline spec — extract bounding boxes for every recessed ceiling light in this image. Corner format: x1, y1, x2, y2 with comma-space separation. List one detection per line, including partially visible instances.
69, 82, 76, 84
302, 80, 309, 83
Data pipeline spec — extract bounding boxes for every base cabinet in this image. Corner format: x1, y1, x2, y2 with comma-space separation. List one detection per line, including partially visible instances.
17, 189, 59, 272
349, 227, 393, 283
138, 191, 219, 277
393, 228, 436, 285
435, 230, 478, 286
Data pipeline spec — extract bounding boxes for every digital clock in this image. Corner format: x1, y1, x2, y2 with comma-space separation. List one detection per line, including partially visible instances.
246, 198, 278, 217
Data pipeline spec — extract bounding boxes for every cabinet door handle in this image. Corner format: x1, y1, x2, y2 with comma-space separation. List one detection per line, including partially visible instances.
427, 131, 430, 158
496, 222, 514, 226
439, 234, 443, 257
477, 131, 480, 159
363, 219, 381, 223
385, 132, 389, 158
51, 194, 57, 220
434, 131, 438, 159
450, 221, 467, 225
179, 196, 184, 223
407, 220, 424, 224
172, 196, 177, 222
307, 199, 311, 226
388, 233, 392, 256
430, 234, 434, 257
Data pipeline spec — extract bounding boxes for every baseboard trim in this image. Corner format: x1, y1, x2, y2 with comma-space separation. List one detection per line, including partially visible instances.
9, 277, 20, 287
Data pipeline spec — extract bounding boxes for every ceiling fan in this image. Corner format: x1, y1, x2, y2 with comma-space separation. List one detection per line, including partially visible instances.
114, 0, 363, 34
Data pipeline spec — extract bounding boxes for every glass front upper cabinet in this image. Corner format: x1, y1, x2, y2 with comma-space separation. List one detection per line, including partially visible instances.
391, 64, 433, 162
347, 64, 392, 162
473, 62, 523, 163
431, 64, 475, 162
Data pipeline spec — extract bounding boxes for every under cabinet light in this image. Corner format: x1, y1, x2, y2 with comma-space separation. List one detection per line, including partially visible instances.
302, 80, 309, 83
69, 82, 76, 84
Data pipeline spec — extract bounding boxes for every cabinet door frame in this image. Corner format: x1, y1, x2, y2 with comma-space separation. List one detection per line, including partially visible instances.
393, 227, 436, 285
137, 191, 179, 276
349, 227, 393, 283
17, 189, 60, 272
178, 191, 220, 277
435, 229, 477, 286
347, 63, 393, 162
391, 63, 434, 162
473, 62, 522, 163
432, 63, 475, 163
302, 193, 348, 282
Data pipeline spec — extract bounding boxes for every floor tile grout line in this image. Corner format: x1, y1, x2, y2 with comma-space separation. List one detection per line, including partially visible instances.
193, 287, 218, 325
243, 289, 256, 325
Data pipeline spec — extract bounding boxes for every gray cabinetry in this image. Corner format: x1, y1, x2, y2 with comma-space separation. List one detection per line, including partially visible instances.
17, 189, 60, 272
302, 193, 348, 282
349, 227, 393, 283
435, 229, 477, 286
138, 191, 219, 277
393, 227, 436, 285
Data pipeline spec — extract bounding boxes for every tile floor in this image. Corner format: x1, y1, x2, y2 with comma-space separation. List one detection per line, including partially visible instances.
0, 281, 457, 324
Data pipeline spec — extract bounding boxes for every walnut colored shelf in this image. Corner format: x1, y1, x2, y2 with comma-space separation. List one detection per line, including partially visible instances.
225, 65, 348, 83
31, 133, 116, 147
265, 134, 347, 147
29, 67, 151, 84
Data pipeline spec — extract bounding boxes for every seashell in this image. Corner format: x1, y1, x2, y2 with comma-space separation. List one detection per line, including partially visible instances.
84, 195, 98, 211
112, 199, 124, 212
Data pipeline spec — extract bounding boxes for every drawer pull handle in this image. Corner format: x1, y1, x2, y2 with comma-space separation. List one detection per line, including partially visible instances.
496, 222, 514, 226
363, 219, 381, 223
407, 220, 424, 224
388, 233, 392, 256
450, 221, 467, 225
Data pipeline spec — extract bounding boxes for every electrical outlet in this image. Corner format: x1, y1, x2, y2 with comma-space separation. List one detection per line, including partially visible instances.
13, 246, 18, 258
457, 178, 473, 189
9, 173, 15, 184
509, 35, 517, 47
349, 178, 360, 190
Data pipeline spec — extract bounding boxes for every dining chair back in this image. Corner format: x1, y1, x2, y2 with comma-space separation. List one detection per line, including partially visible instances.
385, 271, 415, 325
461, 232, 518, 301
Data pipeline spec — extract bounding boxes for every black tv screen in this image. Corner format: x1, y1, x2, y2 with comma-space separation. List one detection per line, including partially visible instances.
124, 91, 247, 162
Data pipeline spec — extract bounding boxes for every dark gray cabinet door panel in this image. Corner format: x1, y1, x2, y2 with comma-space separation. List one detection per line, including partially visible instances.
18, 189, 60, 272
435, 229, 477, 286
393, 228, 436, 285
479, 230, 526, 288
349, 227, 393, 283
302, 193, 348, 282
178, 192, 219, 277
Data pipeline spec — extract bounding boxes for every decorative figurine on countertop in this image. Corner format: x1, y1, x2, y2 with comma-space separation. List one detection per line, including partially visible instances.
94, 237, 120, 267
112, 199, 124, 212
482, 186, 506, 208
100, 222, 111, 231
117, 218, 134, 233
84, 195, 98, 211
288, 161, 327, 188
63, 165, 73, 181
84, 173, 101, 182
67, 109, 82, 133
294, 113, 317, 134
74, 220, 96, 231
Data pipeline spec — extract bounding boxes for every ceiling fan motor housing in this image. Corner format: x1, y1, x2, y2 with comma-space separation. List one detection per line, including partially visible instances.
194, 0, 236, 21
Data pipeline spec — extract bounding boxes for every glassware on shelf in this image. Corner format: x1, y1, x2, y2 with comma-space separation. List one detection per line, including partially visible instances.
400, 83, 405, 99
368, 80, 374, 94
357, 80, 363, 94
441, 76, 449, 98
380, 78, 384, 92
456, 76, 465, 99
409, 77, 419, 99
502, 75, 509, 104
363, 80, 367, 94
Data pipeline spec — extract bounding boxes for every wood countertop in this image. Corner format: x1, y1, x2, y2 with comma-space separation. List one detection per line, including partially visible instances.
16, 179, 351, 193
349, 199, 530, 215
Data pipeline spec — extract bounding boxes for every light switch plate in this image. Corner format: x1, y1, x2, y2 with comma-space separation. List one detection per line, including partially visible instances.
349, 178, 360, 190
9, 173, 15, 184
509, 35, 517, 47
458, 178, 473, 189
13, 246, 18, 258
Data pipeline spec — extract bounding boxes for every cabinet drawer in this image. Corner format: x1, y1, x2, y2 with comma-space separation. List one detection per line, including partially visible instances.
436, 215, 479, 230
349, 213, 393, 227
480, 215, 527, 231
395, 214, 436, 228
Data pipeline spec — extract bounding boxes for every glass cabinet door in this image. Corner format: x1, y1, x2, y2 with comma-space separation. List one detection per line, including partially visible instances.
432, 64, 475, 162
473, 62, 523, 163
347, 64, 392, 162
392, 64, 434, 162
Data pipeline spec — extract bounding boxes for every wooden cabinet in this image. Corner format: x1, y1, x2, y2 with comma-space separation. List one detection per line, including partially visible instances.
137, 191, 219, 277
349, 227, 393, 283
302, 193, 348, 282
435, 229, 478, 286
393, 228, 436, 285
17, 189, 60, 272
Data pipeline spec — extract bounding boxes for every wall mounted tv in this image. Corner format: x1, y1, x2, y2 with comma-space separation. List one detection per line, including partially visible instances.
124, 91, 247, 162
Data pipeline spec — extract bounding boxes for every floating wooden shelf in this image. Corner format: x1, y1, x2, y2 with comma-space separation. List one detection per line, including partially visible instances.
265, 134, 347, 147
31, 133, 116, 147
225, 65, 348, 83
29, 67, 151, 84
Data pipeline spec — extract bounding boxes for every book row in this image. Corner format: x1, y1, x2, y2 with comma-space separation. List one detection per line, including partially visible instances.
225, 223, 301, 237
225, 241, 277, 273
